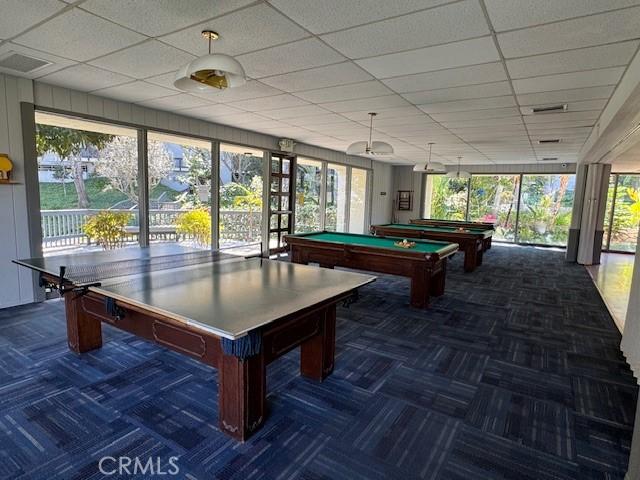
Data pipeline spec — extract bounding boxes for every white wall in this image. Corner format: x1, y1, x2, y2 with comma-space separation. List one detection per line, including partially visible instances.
0, 74, 36, 308
0, 76, 394, 307
392, 166, 423, 224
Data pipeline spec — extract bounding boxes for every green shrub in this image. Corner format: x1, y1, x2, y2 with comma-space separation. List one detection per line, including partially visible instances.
84, 211, 132, 250
176, 209, 211, 246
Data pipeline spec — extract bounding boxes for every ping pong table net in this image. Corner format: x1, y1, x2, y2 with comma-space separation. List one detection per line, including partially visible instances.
50, 250, 246, 293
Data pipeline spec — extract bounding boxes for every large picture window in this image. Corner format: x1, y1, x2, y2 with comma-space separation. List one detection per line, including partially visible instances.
219, 143, 264, 254
468, 175, 520, 241
603, 174, 640, 252
423, 175, 468, 220
517, 174, 575, 246
36, 112, 141, 255
295, 157, 322, 233
349, 168, 368, 234
325, 163, 348, 232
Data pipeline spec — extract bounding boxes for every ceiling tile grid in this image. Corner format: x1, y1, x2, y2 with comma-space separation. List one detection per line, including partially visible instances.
2, 0, 639, 165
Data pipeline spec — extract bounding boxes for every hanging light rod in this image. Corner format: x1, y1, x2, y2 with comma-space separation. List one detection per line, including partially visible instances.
346, 112, 394, 157
413, 142, 445, 172
174, 30, 246, 92
446, 156, 471, 179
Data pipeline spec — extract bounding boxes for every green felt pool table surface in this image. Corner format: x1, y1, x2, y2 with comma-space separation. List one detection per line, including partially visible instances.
288, 231, 456, 254
379, 223, 492, 235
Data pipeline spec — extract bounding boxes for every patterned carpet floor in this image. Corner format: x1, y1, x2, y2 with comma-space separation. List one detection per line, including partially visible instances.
0, 245, 637, 479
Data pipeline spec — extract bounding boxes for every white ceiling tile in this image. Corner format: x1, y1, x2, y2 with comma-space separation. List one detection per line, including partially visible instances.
402, 81, 512, 104
512, 67, 625, 94
143, 71, 183, 91
189, 81, 284, 103
506, 41, 639, 79
0, 42, 76, 79
0, 0, 66, 38
418, 95, 516, 113
259, 105, 331, 120
90, 40, 195, 79
517, 86, 616, 106
381, 62, 507, 93
441, 116, 523, 128
38, 64, 133, 91
159, 4, 308, 57
213, 112, 273, 126
268, 0, 449, 34
320, 94, 410, 113
260, 62, 373, 92
13, 9, 145, 61
226, 94, 309, 111
356, 37, 500, 78
294, 81, 393, 103
179, 103, 244, 120
236, 38, 345, 78
520, 99, 608, 114
430, 107, 520, 122
92, 81, 177, 102
526, 120, 597, 129
363, 115, 435, 127
485, 0, 640, 32
321, 1, 490, 58
136, 93, 215, 111
284, 113, 348, 126
497, 7, 640, 58
341, 106, 424, 121
81, 0, 254, 36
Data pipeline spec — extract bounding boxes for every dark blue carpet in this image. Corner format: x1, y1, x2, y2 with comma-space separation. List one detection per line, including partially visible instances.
0, 245, 636, 479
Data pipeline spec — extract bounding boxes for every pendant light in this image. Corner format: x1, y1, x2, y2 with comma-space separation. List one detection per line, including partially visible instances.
174, 30, 246, 92
447, 156, 471, 179
413, 142, 445, 172
346, 113, 394, 157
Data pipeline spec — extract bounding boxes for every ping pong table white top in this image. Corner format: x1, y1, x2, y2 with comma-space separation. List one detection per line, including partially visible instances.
15, 245, 375, 340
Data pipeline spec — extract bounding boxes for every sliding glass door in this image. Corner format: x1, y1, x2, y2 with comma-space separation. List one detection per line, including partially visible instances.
325, 163, 348, 232
468, 175, 520, 241
423, 175, 468, 220
295, 158, 322, 233
603, 174, 640, 252
348, 168, 368, 233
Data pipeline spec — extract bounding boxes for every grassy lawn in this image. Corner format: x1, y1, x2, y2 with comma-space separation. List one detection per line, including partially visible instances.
40, 177, 180, 210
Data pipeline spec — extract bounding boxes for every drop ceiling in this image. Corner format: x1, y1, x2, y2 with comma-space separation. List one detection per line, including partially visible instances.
1, 0, 639, 166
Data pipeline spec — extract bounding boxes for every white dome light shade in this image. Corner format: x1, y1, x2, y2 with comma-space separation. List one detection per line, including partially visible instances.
174, 53, 246, 92
413, 161, 445, 172
346, 112, 394, 157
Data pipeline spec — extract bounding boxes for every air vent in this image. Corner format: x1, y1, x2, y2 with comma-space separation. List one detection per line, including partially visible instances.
541, 157, 558, 161
0, 52, 51, 73
537, 139, 561, 144
532, 104, 568, 114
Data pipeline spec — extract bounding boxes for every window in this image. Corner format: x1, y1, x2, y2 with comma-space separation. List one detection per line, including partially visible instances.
423, 175, 469, 220
349, 168, 368, 233
517, 174, 575, 246
468, 175, 520, 241
219, 143, 264, 254
325, 163, 347, 232
295, 157, 322, 233
147, 132, 212, 249
603, 174, 640, 252
36, 112, 140, 255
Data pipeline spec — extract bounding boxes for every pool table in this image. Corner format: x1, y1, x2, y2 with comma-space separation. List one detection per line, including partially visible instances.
284, 231, 458, 309
370, 223, 493, 273
410, 218, 495, 250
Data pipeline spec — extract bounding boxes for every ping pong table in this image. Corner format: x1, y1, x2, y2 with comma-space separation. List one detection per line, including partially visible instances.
14, 245, 375, 441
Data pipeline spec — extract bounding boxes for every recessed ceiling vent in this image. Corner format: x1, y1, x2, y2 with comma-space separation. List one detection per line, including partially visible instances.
531, 104, 568, 114
541, 157, 558, 161
537, 139, 561, 144
0, 52, 51, 73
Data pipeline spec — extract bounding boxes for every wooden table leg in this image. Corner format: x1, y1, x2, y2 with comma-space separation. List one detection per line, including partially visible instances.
463, 244, 478, 273
476, 244, 484, 266
218, 352, 266, 442
409, 265, 430, 308
301, 304, 336, 381
65, 293, 102, 353
431, 259, 447, 297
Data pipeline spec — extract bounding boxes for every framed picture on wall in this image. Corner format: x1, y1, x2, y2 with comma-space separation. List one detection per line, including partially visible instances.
397, 190, 413, 211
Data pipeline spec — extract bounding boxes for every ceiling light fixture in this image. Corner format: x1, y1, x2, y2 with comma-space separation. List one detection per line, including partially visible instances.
446, 156, 471, 179
413, 142, 445, 172
174, 30, 246, 92
346, 113, 394, 157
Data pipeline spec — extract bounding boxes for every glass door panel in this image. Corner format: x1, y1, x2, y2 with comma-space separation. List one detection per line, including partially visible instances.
219, 143, 264, 254
349, 168, 368, 233
468, 175, 520, 241
325, 163, 347, 232
423, 175, 469, 220
607, 174, 640, 252
295, 158, 322, 233
269, 154, 295, 253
